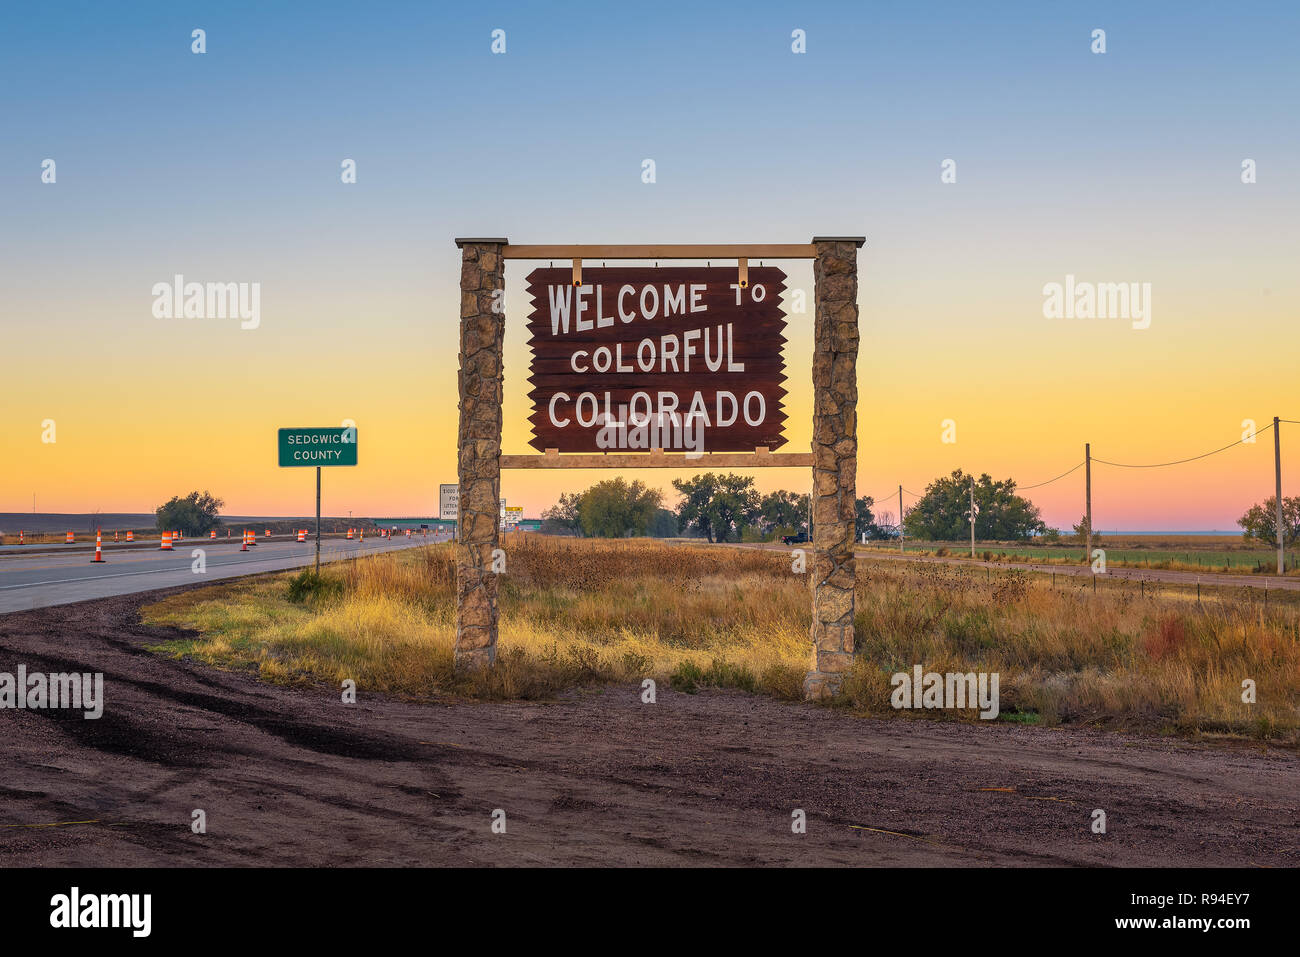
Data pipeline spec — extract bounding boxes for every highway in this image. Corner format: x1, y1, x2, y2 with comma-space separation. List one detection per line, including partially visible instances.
0, 533, 450, 613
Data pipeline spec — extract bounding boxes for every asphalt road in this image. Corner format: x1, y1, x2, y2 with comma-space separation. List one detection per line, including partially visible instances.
0, 534, 449, 613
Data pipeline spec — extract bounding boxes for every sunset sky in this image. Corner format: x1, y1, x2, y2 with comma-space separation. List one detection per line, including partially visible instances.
2, 1, 1296, 530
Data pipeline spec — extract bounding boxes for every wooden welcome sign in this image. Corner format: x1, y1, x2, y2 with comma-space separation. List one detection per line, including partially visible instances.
454, 238, 863, 702
524, 266, 789, 454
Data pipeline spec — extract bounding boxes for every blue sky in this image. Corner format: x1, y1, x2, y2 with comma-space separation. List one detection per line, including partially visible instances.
2, 1, 1296, 528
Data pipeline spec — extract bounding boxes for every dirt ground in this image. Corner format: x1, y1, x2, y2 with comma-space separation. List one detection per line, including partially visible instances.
0, 588, 1295, 867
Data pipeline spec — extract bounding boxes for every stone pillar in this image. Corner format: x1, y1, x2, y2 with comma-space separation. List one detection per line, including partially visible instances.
454, 238, 508, 671
804, 236, 864, 700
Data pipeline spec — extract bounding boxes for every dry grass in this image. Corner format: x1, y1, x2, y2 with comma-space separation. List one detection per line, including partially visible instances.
858, 539, 1294, 576
840, 561, 1299, 740
142, 535, 1300, 740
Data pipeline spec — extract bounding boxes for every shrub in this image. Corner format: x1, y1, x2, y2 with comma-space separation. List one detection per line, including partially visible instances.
286, 569, 343, 604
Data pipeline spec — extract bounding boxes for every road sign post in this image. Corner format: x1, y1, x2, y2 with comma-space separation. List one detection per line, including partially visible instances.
277, 427, 358, 575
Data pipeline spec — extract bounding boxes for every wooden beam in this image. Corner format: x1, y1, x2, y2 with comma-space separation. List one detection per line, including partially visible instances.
500, 448, 814, 469
501, 243, 819, 261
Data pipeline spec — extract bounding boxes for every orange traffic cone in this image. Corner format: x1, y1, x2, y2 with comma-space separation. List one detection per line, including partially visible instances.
175, 530, 182, 542
240, 530, 250, 552
160, 531, 173, 550
18, 530, 24, 545
126, 531, 134, 542
359, 529, 364, 541
91, 528, 106, 563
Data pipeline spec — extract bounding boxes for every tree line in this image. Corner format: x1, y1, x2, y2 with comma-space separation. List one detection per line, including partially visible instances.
538, 469, 1300, 547
541, 473, 881, 542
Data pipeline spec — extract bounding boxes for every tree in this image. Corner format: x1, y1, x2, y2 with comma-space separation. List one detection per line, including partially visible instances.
1071, 515, 1101, 546
577, 478, 661, 538
673, 473, 720, 542
1237, 496, 1300, 548
759, 489, 808, 536
541, 492, 583, 536
874, 508, 897, 538
156, 490, 224, 536
672, 472, 760, 543
903, 470, 1045, 541
854, 495, 877, 541
707, 473, 759, 543
648, 508, 679, 538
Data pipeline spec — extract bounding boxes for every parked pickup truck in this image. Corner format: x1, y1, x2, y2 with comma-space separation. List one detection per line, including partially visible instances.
780, 531, 809, 545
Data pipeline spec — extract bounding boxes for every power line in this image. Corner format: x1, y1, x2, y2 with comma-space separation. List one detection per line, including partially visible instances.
1092, 421, 1273, 469
858, 415, 1294, 505
1019, 461, 1085, 490
875, 463, 1081, 500
858, 489, 892, 505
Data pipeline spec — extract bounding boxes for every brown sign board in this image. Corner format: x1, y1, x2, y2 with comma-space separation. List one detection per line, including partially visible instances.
524, 266, 788, 453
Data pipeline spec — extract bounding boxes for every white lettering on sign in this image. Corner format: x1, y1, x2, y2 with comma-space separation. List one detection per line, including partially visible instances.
439, 484, 459, 521
288, 434, 345, 445
546, 390, 768, 431
526, 266, 787, 454
292, 449, 347, 461
552, 325, 746, 375
548, 283, 718, 336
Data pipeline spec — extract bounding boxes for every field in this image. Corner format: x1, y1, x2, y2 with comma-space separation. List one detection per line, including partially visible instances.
860, 534, 1294, 575
141, 535, 1300, 742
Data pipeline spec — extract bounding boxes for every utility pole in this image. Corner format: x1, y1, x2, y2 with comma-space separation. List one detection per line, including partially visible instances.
898, 485, 904, 553
1275, 416, 1284, 574
1085, 442, 1092, 566
970, 476, 976, 558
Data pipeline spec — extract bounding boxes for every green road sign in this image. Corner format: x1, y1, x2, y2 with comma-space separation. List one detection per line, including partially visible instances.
277, 427, 358, 467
